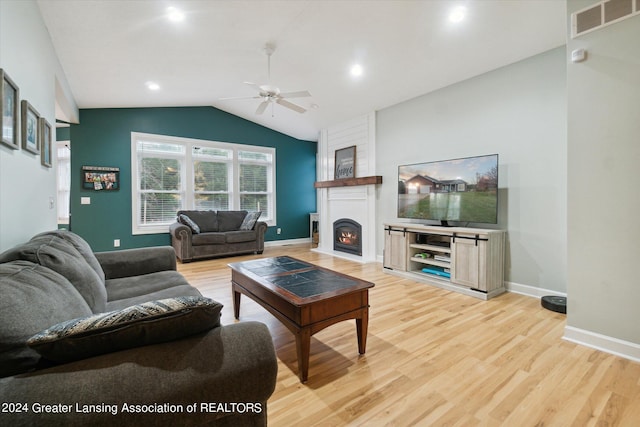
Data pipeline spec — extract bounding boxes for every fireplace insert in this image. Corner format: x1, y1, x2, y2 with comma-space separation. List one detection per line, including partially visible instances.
333, 218, 362, 256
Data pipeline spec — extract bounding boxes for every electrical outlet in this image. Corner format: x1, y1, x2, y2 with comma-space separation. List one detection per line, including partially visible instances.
114, 239, 120, 247
276, 228, 281, 235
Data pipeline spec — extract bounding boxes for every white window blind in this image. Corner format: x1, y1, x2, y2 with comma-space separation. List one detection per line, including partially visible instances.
239, 150, 272, 220
135, 140, 185, 232
193, 145, 231, 211
56, 142, 71, 224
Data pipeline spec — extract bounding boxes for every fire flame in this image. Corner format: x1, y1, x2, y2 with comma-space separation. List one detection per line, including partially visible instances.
339, 231, 358, 245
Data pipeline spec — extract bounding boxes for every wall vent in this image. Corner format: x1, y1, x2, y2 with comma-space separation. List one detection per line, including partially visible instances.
572, 0, 639, 38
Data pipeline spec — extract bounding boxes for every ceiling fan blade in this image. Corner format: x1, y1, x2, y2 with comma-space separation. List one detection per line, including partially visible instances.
279, 90, 311, 99
219, 95, 261, 101
276, 98, 306, 114
255, 101, 269, 115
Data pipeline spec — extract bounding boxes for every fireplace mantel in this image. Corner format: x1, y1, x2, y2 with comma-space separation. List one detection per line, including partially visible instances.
314, 175, 382, 188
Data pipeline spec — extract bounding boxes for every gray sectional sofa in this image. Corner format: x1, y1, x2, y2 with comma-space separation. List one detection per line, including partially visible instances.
170, 210, 267, 263
0, 230, 277, 427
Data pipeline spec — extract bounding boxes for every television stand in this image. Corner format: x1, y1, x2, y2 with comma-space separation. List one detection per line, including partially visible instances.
383, 223, 506, 300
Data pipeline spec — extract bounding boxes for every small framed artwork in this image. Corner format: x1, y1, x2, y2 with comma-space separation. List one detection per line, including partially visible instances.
1, 68, 20, 149
334, 145, 356, 179
21, 100, 40, 154
40, 118, 52, 168
82, 166, 120, 191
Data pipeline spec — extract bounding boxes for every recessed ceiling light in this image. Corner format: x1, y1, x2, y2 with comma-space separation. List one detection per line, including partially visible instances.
350, 64, 364, 77
146, 81, 160, 91
449, 6, 467, 23
167, 7, 185, 22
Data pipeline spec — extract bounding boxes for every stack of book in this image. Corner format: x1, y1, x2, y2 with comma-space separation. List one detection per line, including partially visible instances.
421, 266, 451, 278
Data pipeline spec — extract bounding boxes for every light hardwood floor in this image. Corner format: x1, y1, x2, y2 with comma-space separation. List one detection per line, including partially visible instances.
178, 244, 640, 426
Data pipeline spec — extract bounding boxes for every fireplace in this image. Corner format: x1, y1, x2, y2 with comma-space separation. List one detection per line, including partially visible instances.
333, 218, 362, 256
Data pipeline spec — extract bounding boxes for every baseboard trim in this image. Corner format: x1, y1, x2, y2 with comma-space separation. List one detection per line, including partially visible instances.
264, 238, 311, 247
563, 326, 640, 363
505, 281, 567, 299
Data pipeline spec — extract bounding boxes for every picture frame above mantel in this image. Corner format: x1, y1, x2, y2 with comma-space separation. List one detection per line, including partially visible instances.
334, 145, 356, 180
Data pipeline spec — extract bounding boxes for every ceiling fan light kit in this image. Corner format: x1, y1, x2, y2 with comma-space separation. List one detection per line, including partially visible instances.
220, 43, 312, 115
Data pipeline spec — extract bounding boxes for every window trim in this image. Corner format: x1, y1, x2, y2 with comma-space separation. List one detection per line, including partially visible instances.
131, 132, 276, 235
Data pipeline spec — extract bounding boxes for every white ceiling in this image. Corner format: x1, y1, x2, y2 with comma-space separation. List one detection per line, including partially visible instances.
38, 0, 567, 141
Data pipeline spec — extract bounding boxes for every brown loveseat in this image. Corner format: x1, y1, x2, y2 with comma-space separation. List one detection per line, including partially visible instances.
169, 210, 267, 263
0, 230, 277, 427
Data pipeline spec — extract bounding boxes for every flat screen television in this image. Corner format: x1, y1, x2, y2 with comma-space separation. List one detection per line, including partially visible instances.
398, 154, 498, 225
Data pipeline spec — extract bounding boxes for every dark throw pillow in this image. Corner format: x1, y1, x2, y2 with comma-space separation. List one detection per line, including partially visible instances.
178, 214, 201, 234
240, 211, 262, 230
27, 296, 223, 363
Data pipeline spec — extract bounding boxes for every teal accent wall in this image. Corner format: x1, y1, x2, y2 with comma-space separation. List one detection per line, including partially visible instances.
69, 107, 317, 251
56, 126, 70, 141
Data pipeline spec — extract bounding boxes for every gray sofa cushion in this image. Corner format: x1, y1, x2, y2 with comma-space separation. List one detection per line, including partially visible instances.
33, 230, 106, 283
18, 235, 106, 312
226, 230, 258, 244
218, 210, 247, 232
178, 210, 218, 232
178, 213, 200, 233
106, 285, 202, 311
104, 270, 193, 301
0, 261, 92, 377
27, 296, 223, 363
240, 211, 261, 230
192, 232, 226, 245
0, 233, 107, 313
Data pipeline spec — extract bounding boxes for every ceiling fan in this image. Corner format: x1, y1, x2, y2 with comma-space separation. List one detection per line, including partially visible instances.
220, 43, 311, 115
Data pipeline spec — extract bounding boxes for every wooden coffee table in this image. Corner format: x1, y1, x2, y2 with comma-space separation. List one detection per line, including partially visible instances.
228, 256, 374, 382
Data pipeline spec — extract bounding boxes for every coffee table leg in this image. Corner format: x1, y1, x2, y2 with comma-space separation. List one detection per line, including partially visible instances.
233, 286, 241, 320
296, 328, 311, 383
356, 307, 369, 354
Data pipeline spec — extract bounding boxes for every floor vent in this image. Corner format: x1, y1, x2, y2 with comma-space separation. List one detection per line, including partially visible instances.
572, 0, 639, 37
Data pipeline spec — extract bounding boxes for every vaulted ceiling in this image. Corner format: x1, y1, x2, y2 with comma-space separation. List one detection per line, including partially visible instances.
38, 0, 567, 141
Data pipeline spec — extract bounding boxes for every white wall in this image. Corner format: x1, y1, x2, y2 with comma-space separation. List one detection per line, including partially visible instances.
376, 47, 567, 293
566, 1, 640, 348
0, 0, 77, 250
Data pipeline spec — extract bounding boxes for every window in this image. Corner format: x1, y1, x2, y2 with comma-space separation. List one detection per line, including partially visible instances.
56, 141, 71, 224
239, 150, 272, 218
193, 146, 231, 211
132, 132, 275, 234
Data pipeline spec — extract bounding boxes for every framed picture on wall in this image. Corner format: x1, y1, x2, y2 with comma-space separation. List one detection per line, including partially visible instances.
82, 166, 120, 191
40, 118, 52, 167
21, 100, 40, 154
334, 145, 356, 179
1, 68, 20, 149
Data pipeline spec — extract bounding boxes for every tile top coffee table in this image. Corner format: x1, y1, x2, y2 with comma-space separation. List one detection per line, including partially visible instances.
228, 256, 374, 383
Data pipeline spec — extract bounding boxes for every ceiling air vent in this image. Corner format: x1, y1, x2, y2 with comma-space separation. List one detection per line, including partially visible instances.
572, 0, 638, 38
